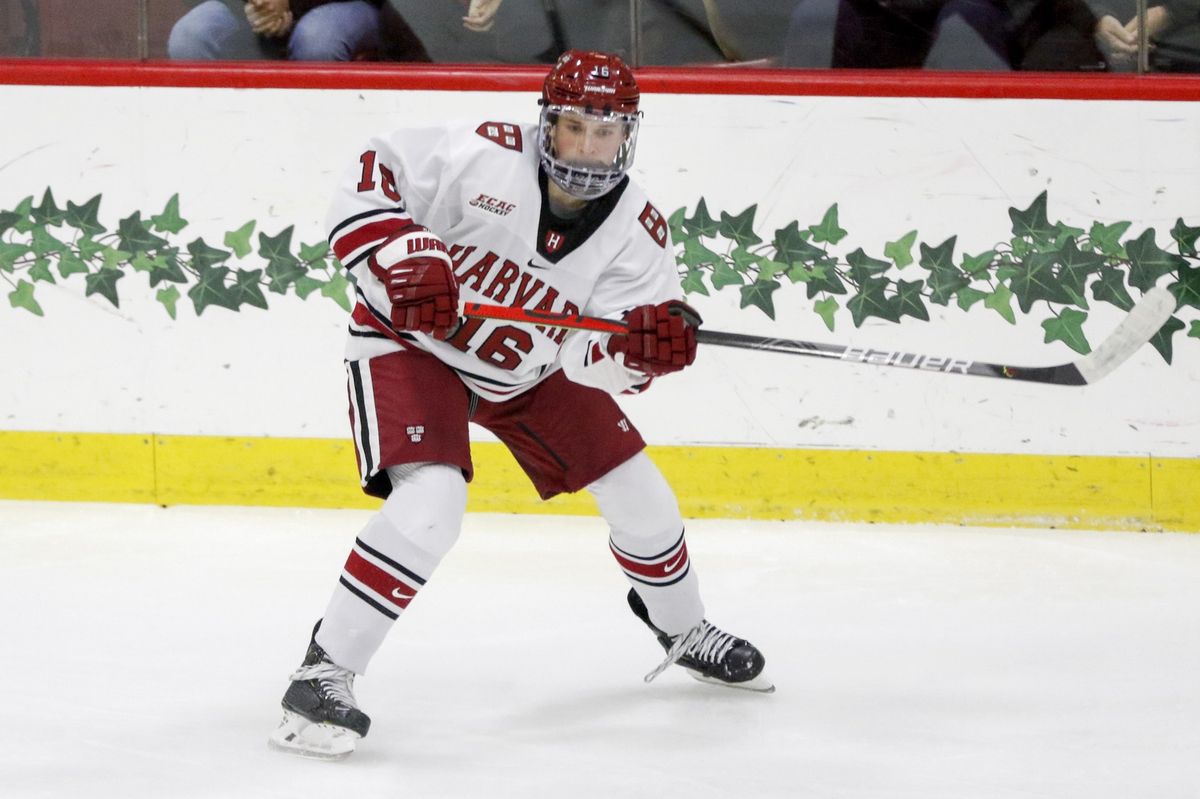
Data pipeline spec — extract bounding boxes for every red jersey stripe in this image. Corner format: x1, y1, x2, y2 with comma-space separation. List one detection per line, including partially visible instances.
332, 215, 418, 263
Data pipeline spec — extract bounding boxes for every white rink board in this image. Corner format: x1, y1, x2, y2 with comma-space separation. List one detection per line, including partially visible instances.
0, 85, 1197, 456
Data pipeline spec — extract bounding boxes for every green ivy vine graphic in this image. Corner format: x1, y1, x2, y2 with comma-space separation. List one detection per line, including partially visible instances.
0, 190, 351, 319
667, 192, 1200, 363
3, 189, 1199, 363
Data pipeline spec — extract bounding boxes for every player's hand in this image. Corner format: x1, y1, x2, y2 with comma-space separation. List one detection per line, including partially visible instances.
371, 228, 460, 340
607, 300, 702, 376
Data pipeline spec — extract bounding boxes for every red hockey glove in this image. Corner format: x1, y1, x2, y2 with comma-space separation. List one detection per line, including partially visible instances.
607, 300, 702, 376
370, 227, 459, 340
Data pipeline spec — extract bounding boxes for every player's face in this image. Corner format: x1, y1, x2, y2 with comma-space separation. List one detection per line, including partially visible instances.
551, 112, 626, 169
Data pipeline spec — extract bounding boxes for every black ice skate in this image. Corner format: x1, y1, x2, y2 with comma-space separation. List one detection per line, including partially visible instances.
268, 621, 371, 760
627, 589, 775, 693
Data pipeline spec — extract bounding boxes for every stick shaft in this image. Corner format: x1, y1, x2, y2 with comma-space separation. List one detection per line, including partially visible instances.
461, 286, 1174, 387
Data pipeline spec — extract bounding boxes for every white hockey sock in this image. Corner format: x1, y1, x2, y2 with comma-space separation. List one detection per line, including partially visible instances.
316, 462, 466, 674
588, 452, 704, 636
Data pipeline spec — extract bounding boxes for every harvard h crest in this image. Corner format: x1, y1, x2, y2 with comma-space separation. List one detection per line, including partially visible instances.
406, 425, 425, 443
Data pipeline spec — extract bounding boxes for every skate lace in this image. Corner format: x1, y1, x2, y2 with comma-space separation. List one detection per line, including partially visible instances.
290, 662, 359, 708
643, 620, 737, 683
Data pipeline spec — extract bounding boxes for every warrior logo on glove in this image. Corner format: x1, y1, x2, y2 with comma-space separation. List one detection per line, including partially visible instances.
368, 226, 459, 340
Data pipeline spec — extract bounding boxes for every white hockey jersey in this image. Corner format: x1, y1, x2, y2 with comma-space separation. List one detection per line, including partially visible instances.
326, 120, 682, 402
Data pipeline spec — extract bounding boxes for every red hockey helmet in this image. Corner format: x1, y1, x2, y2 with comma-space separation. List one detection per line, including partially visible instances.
538, 50, 642, 200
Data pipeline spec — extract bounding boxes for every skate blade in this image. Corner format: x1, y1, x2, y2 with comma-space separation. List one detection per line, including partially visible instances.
267, 710, 360, 761
687, 669, 776, 694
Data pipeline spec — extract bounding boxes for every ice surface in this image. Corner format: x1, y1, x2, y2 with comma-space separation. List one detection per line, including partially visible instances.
2, 501, 1198, 799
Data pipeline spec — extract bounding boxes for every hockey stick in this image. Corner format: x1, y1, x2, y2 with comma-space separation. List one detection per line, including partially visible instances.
462, 286, 1176, 386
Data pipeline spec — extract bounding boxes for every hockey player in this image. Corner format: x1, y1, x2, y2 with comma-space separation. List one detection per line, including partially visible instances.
269, 49, 772, 761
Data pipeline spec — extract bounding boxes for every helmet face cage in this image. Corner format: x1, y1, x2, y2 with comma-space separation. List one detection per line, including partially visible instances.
538, 104, 640, 201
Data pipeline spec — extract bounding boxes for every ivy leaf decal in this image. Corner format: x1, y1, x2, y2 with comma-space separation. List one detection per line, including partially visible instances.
1091, 266, 1134, 311
1189, 320, 1200, 340
683, 198, 719, 238
956, 286, 988, 311
231, 269, 269, 310
85, 267, 125, 308
151, 194, 188, 234
883, 230, 918, 269
1126, 228, 1187, 292
65, 195, 105, 238
224, 221, 256, 259
678, 238, 724, 271
10, 196, 34, 233
8, 279, 44, 316
918, 236, 957, 274
920, 237, 969, 306
188, 264, 238, 315
1009, 191, 1055, 244
261, 245, 308, 294
321, 270, 353, 312
31, 226, 66, 256
809, 204, 848, 245
1042, 307, 1090, 354
773, 220, 823, 266
1007, 251, 1074, 313
299, 240, 331, 263
29, 257, 55, 283
0, 242, 30, 272
1056, 237, 1105, 298
711, 260, 744, 289
667, 207, 686, 241
157, 285, 181, 319
813, 297, 839, 331
739, 277, 779, 319
730, 245, 762, 275
117, 212, 168, 255
292, 276, 326, 300
847, 277, 899, 327
188, 237, 230, 270
984, 284, 1017, 324
56, 251, 89, 279
893, 279, 929, 321
1169, 264, 1200, 311
960, 250, 995, 276
1087, 220, 1131, 258
32, 188, 66, 226
102, 246, 132, 271
1148, 315, 1186, 364
718, 204, 762, 248
0, 209, 19, 236
148, 251, 188, 287
680, 269, 709, 296
845, 248, 891, 285
804, 261, 847, 299
1171, 218, 1200, 256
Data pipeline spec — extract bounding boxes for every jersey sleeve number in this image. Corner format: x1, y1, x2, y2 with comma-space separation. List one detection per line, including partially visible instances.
357, 150, 402, 203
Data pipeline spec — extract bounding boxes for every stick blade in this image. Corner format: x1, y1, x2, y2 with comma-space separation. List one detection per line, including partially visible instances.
1074, 286, 1176, 384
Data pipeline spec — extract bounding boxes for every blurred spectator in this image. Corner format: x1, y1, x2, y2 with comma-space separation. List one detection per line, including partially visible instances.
1, 0, 40, 56
381, 0, 725, 65
1150, 0, 1200, 70
783, 0, 1016, 69
1089, 0, 1200, 70
168, 0, 383, 60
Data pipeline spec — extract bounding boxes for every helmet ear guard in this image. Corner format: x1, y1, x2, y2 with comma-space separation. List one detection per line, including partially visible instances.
538, 50, 642, 201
